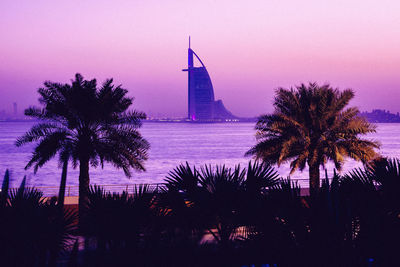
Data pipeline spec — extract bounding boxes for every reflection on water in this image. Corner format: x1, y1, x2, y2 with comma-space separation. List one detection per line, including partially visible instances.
0, 121, 399, 188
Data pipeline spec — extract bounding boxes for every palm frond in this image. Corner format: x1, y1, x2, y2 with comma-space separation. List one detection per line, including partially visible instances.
116, 110, 147, 126
245, 161, 279, 192
25, 130, 69, 172
0, 169, 10, 206
165, 162, 199, 192
15, 122, 62, 147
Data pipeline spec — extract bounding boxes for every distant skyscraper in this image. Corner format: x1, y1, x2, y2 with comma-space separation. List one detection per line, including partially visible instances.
182, 37, 236, 121
13, 102, 17, 116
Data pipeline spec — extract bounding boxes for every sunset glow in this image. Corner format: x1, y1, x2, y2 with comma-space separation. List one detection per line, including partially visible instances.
1, 0, 399, 117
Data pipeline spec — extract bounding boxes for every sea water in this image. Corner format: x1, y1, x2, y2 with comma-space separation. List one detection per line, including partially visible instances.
0, 121, 399, 189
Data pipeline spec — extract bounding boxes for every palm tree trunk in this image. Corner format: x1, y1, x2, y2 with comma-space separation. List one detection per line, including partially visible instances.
57, 160, 68, 207
79, 157, 90, 221
309, 163, 320, 197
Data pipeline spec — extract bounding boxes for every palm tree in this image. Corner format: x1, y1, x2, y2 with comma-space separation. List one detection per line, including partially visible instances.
16, 73, 150, 216
246, 82, 379, 196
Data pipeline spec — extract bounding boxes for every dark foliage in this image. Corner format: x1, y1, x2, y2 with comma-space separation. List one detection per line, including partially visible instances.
0, 171, 77, 267
3, 159, 400, 266
80, 160, 400, 266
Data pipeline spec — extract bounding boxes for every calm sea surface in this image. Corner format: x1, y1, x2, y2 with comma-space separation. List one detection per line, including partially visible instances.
0, 121, 400, 188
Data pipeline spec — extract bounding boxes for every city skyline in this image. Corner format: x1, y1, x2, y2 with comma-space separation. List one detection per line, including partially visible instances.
1, 0, 400, 117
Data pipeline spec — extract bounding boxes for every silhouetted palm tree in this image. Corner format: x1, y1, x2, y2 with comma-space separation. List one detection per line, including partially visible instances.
246, 83, 379, 196
16, 73, 150, 216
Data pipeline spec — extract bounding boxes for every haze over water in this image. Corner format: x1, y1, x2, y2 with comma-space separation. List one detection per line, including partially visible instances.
1, 121, 399, 190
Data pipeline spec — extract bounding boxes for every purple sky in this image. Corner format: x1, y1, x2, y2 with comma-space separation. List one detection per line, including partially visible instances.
1, 0, 399, 117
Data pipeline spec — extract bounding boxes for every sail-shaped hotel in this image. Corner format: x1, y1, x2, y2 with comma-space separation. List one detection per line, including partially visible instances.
182, 38, 236, 121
